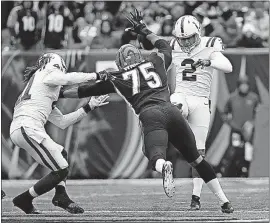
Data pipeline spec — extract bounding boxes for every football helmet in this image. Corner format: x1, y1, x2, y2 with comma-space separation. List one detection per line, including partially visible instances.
37, 53, 67, 72
115, 44, 144, 70
173, 15, 201, 53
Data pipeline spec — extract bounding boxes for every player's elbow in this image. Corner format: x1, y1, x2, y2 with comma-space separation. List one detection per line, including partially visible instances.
225, 62, 233, 73
57, 122, 69, 130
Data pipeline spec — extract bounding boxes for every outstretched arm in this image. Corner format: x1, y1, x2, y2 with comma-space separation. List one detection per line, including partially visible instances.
61, 80, 116, 98
48, 95, 109, 129
125, 8, 172, 70
43, 70, 101, 86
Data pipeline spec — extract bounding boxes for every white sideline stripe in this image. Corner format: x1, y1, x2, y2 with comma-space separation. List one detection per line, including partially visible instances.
3, 210, 269, 214
2, 178, 269, 186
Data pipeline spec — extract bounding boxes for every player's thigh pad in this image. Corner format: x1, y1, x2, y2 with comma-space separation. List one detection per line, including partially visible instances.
187, 96, 211, 150
170, 93, 188, 119
10, 127, 68, 171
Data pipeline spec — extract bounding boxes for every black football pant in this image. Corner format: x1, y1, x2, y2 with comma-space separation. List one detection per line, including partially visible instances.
140, 102, 200, 169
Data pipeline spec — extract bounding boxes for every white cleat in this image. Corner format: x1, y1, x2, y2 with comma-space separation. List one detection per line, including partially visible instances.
162, 161, 175, 198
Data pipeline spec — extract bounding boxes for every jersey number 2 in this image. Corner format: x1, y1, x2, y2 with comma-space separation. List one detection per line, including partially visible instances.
122, 62, 162, 95
181, 58, 197, 81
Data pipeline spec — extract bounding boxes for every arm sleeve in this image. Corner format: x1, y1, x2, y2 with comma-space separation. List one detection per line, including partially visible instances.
210, 51, 233, 73
43, 69, 98, 86
47, 106, 87, 130
78, 81, 116, 98
154, 39, 172, 71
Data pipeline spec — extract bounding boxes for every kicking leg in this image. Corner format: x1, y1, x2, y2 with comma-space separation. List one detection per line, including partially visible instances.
169, 107, 233, 213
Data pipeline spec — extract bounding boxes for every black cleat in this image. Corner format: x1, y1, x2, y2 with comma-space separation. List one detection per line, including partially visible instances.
221, 202, 234, 213
13, 195, 41, 214
162, 161, 175, 198
2, 190, 6, 199
52, 193, 84, 214
190, 195, 201, 210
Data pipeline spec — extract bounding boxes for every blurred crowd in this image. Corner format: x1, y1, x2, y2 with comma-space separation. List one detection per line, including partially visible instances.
1, 1, 269, 51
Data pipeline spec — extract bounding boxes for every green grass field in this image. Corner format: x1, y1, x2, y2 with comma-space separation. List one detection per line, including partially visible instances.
1, 178, 269, 223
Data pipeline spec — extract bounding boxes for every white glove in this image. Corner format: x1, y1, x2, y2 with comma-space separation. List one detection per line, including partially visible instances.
83, 95, 109, 113
89, 95, 109, 110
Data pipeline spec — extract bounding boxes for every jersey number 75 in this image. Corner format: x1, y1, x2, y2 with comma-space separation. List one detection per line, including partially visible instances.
122, 62, 162, 95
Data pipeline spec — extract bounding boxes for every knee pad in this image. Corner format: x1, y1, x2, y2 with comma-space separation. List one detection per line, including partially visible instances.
52, 167, 69, 182
170, 93, 188, 119
61, 149, 68, 162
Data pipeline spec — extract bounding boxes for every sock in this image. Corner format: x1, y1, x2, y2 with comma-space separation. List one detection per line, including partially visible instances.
20, 190, 35, 201
206, 178, 229, 205
55, 184, 67, 195
33, 168, 68, 196
29, 187, 39, 198
155, 159, 166, 173
192, 178, 204, 198
58, 181, 66, 187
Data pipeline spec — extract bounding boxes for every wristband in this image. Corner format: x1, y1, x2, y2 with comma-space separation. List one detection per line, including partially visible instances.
83, 104, 92, 113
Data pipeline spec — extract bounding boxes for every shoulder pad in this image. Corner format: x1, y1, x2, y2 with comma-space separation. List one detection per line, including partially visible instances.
204, 37, 224, 52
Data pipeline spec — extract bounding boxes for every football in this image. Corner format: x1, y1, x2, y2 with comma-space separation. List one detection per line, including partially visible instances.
137, 34, 154, 50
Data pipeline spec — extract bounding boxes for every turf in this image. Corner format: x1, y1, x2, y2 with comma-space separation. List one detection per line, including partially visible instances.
1, 178, 269, 223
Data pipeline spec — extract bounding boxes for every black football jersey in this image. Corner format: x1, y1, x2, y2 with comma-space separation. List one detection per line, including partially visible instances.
109, 53, 170, 114
44, 6, 73, 49
76, 39, 172, 114
17, 9, 38, 48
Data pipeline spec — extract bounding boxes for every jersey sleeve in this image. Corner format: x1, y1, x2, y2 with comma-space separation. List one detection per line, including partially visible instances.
213, 37, 224, 52
152, 39, 172, 71
78, 80, 115, 98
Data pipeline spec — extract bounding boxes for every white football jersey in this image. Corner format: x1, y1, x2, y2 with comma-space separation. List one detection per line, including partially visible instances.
11, 62, 63, 132
170, 36, 223, 98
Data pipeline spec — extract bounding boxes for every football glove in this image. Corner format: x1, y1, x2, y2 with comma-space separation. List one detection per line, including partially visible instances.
83, 95, 110, 112
125, 8, 152, 36
96, 70, 109, 81
192, 59, 211, 69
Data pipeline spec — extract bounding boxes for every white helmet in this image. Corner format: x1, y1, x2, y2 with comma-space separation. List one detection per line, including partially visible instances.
173, 15, 201, 53
38, 53, 67, 72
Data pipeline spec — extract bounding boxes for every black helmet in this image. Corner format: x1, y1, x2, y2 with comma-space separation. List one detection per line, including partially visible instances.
115, 44, 144, 70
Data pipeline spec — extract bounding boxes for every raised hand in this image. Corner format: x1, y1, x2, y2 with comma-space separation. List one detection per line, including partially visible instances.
89, 95, 110, 110
125, 8, 152, 36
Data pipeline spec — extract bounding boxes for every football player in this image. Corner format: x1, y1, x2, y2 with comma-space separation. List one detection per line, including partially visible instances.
61, 9, 234, 213
168, 15, 233, 210
10, 53, 108, 214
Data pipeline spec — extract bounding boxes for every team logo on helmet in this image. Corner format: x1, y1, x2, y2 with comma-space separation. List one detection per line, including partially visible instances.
116, 44, 143, 69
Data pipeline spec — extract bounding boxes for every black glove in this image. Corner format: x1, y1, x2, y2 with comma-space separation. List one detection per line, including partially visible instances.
96, 70, 109, 81
125, 8, 152, 36
192, 59, 211, 69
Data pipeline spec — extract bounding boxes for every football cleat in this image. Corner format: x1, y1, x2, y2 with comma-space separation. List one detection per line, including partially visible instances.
221, 202, 234, 213
190, 195, 201, 210
13, 195, 41, 214
52, 194, 84, 214
162, 161, 175, 198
